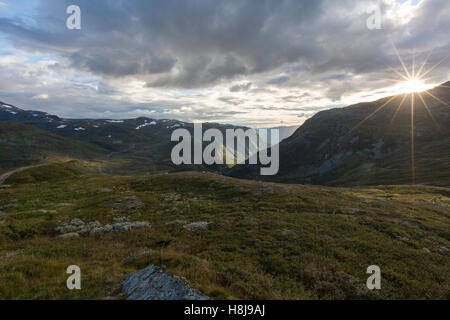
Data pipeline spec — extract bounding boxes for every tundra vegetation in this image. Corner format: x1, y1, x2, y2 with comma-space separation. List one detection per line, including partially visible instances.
0, 161, 448, 299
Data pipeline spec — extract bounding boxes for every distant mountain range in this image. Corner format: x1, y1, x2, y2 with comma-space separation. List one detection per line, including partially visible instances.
0, 101, 297, 174
228, 81, 450, 187
1, 81, 449, 186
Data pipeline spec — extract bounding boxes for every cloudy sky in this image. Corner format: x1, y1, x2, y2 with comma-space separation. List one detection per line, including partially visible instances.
0, 0, 449, 127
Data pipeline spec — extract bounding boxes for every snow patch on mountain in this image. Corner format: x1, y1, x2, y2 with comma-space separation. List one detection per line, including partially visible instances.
136, 121, 156, 130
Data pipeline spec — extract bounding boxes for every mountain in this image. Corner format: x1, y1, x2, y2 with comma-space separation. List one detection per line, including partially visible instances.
0, 101, 259, 173
228, 81, 450, 187
0, 121, 107, 171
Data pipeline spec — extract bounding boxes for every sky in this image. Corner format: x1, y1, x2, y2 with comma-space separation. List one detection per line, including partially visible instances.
0, 0, 449, 127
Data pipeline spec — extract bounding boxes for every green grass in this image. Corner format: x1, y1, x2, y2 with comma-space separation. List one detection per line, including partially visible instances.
0, 163, 449, 299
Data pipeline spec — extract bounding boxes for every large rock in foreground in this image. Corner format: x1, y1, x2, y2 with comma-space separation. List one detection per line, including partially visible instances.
121, 265, 210, 300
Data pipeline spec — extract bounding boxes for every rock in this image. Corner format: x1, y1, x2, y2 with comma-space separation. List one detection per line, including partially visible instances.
183, 221, 210, 232
129, 221, 150, 230
161, 193, 182, 202
56, 218, 99, 235
110, 196, 144, 210
91, 221, 150, 234
57, 232, 80, 239
77, 228, 90, 237
91, 224, 113, 234
113, 223, 132, 232
55, 224, 79, 234
440, 246, 449, 253
165, 220, 187, 226
70, 218, 85, 226
36, 209, 57, 214
113, 216, 129, 223
121, 265, 209, 300
87, 221, 101, 229
0, 210, 5, 217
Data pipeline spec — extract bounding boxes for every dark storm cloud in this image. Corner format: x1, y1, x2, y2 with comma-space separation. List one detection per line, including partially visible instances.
1, 0, 450, 125
0, 0, 325, 87
1, 0, 450, 92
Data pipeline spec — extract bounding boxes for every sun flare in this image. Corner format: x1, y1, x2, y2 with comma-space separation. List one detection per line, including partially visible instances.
396, 78, 431, 94
349, 41, 449, 185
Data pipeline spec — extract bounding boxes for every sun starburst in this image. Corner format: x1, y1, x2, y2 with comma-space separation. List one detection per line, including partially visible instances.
347, 41, 449, 185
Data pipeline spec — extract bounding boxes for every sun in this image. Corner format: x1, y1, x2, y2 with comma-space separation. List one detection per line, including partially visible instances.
347, 41, 449, 185
396, 78, 431, 94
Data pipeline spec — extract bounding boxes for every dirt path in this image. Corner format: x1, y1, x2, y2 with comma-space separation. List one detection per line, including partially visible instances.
0, 164, 47, 186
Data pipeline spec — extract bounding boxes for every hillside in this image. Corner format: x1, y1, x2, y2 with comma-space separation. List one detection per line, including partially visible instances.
0, 102, 266, 174
228, 82, 450, 187
0, 162, 448, 299
0, 122, 107, 171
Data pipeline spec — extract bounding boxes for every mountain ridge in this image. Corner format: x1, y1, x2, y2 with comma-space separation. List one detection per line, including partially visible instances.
227, 81, 450, 186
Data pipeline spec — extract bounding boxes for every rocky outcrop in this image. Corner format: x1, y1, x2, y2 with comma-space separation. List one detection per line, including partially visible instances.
55, 218, 149, 237
183, 221, 211, 231
91, 221, 150, 234
109, 196, 143, 210
121, 265, 209, 300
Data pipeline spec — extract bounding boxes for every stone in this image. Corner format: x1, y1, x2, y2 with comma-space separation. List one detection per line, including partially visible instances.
129, 221, 150, 230
113, 222, 132, 232
70, 218, 85, 226
165, 220, 187, 226
91, 224, 113, 234
110, 196, 144, 210
0, 210, 5, 217
55, 224, 78, 234
90, 221, 149, 234
57, 232, 80, 239
113, 216, 129, 223
183, 221, 210, 232
121, 265, 209, 300
87, 221, 101, 229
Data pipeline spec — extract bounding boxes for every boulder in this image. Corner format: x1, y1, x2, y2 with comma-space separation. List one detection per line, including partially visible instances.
183, 221, 210, 232
113, 216, 129, 223
57, 232, 80, 239
165, 220, 187, 226
121, 265, 209, 300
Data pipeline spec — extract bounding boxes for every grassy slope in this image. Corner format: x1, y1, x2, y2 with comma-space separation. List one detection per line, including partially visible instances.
0, 122, 107, 171
0, 162, 448, 299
